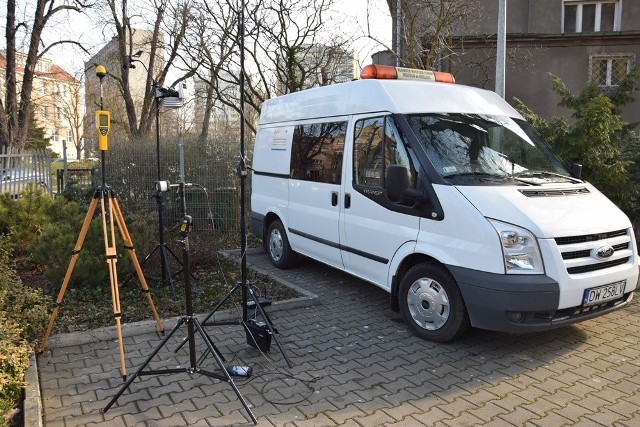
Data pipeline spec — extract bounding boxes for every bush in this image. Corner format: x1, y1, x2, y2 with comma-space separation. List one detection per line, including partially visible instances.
0, 236, 51, 426
30, 194, 155, 289
0, 184, 55, 259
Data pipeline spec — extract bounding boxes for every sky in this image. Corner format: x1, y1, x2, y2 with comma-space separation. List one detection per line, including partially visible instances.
43, 0, 392, 76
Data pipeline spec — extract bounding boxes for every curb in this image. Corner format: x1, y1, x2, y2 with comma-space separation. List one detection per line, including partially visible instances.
24, 353, 42, 427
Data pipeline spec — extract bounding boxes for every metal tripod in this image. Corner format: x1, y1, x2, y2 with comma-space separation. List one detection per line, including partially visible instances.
102, 182, 257, 425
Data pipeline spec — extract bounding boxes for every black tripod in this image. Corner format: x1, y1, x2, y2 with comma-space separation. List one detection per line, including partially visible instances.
103, 181, 257, 424
123, 86, 183, 299
195, 4, 292, 368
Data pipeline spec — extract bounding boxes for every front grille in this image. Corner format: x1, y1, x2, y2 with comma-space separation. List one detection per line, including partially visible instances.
566, 257, 629, 274
561, 242, 629, 261
555, 229, 633, 275
555, 229, 627, 245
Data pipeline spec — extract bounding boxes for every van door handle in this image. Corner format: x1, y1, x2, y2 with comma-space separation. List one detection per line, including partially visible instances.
345, 193, 351, 209
331, 192, 338, 206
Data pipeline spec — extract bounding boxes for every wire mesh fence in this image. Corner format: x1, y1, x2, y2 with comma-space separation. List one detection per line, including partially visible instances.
0, 147, 53, 198
100, 138, 247, 234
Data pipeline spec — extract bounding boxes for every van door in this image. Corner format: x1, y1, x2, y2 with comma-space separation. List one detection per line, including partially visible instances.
287, 119, 348, 269
340, 114, 421, 289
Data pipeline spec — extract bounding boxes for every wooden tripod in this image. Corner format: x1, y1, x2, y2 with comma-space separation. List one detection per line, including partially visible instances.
40, 186, 165, 379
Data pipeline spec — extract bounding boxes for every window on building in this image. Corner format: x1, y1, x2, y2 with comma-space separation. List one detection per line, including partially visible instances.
563, 1, 619, 33
57, 107, 63, 121
41, 106, 48, 118
590, 54, 634, 87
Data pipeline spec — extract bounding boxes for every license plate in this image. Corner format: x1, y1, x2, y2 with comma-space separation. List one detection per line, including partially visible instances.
582, 280, 626, 306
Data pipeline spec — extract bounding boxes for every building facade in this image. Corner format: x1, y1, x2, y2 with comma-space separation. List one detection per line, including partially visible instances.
0, 51, 82, 159
385, 0, 640, 125
84, 29, 164, 144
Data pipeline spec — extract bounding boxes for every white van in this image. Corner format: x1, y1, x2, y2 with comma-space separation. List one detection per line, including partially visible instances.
250, 64, 638, 342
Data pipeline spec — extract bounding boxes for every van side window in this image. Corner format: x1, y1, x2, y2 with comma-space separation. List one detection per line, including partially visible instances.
353, 116, 416, 191
290, 121, 347, 184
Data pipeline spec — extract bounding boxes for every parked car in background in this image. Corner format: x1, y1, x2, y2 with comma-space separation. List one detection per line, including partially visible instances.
0, 167, 49, 198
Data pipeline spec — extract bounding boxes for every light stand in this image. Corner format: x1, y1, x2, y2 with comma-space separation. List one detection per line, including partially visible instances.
103, 181, 258, 425
121, 55, 182, 299
195, 0, 292, 368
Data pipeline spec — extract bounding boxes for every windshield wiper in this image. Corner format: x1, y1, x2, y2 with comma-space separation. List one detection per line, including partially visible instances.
516, 171, 582, 183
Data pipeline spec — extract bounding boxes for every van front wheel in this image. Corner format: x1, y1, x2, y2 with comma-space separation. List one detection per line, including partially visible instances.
266, 220, 297, 269
399, 263, 469, 342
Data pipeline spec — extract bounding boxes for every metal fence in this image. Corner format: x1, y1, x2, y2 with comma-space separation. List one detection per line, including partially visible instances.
101, 138, 246, 234
0, 147, 52, 198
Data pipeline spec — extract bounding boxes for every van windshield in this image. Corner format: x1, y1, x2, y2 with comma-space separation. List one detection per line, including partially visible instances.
406, 113, 575, 185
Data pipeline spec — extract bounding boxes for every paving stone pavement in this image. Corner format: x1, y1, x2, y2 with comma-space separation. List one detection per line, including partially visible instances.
39, 248, 640, 426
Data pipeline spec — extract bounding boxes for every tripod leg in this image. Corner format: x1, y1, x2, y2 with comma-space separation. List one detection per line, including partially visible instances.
194, 319, 258, 425
101, 194, 128, 380
247, 284, 293, 368
40, 197, 99, 353
111, 197, 165, 334
175, 283, 241, 353
103, 317, 187, 413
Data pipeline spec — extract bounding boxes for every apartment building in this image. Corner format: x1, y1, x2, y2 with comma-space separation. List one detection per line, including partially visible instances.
84, 29, 164, 141
0, 51, 82, 159
386, 0, 640, 124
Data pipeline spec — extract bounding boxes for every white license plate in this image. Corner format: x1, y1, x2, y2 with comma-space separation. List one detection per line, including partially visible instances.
582, 280, 626, 306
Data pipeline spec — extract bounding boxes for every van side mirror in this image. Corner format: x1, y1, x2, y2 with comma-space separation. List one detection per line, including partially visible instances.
386, 164, 422, 204
570, 163, 583, 179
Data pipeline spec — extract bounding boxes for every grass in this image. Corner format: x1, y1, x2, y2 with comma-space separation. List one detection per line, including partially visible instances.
29, 235, 301, 334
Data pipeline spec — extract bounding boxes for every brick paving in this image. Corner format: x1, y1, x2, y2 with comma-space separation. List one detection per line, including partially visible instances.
39, 248, 640, 426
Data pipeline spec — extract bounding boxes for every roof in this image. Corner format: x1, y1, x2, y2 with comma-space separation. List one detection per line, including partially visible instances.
259, 79, 522, 124
0, 52, 78, 84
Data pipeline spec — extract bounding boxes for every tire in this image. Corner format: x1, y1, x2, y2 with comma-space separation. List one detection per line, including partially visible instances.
266, 219, 297, 269
399, 262, 470, 342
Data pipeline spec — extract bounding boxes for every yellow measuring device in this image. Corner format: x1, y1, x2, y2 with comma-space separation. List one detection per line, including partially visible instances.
96, 110, 110, 150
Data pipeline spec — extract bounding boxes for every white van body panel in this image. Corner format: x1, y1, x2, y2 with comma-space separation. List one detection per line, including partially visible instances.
288, 179, 344, 269
414, 184, 506, 274
456, 183, 631, 238
252, 126, 293, 175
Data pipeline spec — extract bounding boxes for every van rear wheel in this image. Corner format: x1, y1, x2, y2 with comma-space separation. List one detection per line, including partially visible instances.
266, 220, 297, 269
399, 263, 469, 342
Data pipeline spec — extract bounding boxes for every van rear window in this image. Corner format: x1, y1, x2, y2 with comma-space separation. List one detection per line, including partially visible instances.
290, 121, 347, 184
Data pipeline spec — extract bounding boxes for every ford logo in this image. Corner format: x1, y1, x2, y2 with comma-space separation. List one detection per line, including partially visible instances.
595, 245, 615, 259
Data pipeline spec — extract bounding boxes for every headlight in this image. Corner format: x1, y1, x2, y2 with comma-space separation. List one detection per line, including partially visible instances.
488, 219, 544, 274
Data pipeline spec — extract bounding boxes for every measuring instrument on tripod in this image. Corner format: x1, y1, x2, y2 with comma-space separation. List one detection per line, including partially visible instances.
40, 65, 165, 380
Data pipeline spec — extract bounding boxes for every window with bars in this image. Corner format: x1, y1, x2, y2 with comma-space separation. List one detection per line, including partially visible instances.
589, 54, 634, 87
563, 1, 619, 33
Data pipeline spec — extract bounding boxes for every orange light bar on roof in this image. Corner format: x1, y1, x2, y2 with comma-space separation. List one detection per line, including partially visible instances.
360, 64, 455, 83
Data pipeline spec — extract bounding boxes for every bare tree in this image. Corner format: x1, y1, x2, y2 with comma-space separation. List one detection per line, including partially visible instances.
179, 0, 347, 138
94, 0, 191, 139
58, 73, 85, 159
385, 0, 481, 70
0, 0, 91, 150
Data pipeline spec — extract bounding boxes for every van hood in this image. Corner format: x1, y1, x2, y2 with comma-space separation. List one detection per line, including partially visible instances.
456, 183, 631, 238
